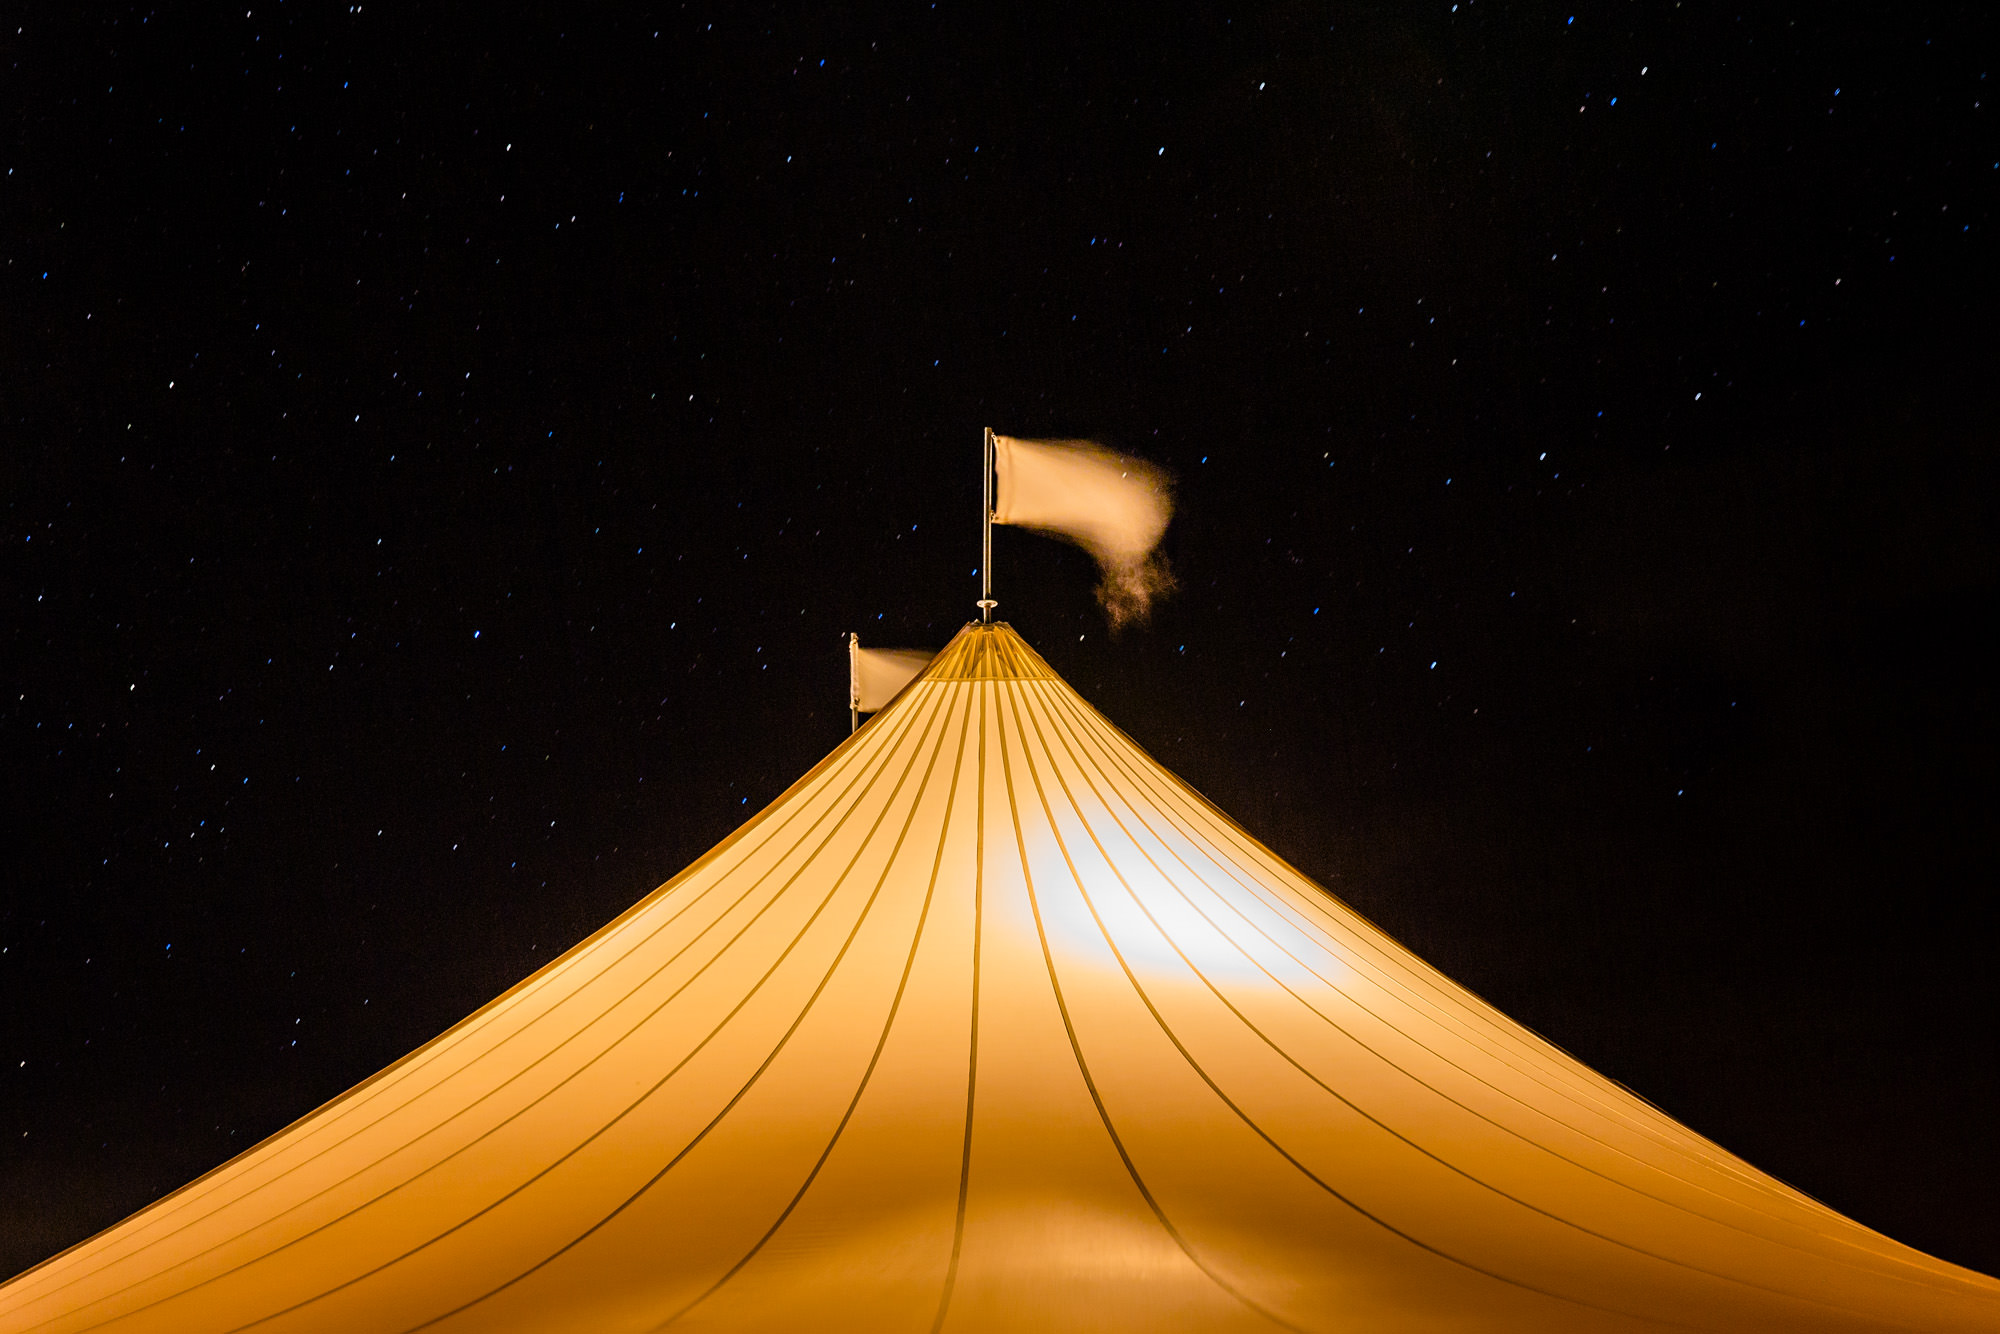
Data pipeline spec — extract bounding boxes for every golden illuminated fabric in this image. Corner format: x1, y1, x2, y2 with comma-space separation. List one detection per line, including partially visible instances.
5, 623, 1995, 1332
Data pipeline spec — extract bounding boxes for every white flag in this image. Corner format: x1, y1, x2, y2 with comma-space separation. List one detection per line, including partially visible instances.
850, 637, 935, 712
992, 435, 1175, 626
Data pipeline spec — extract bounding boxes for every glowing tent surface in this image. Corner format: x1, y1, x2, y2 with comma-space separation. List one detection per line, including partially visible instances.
5, 623, 1996, 1333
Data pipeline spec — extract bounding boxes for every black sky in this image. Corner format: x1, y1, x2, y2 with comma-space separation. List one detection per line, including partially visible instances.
5, 1, 1996, 1284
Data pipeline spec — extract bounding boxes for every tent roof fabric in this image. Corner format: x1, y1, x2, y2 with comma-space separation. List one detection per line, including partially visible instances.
4, 622, 1995, 1333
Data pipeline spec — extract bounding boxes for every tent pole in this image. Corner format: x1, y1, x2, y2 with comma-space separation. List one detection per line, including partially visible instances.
979, 427, 996, 622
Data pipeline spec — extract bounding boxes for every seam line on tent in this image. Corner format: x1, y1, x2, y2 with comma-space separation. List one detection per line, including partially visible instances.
930, 677, 986, 1334
36, 696, 945, 1334
656, 682, 977, 1327
995, 680, 1306, 1334
1036, 674, 1749, 1174
201, 686, 954, 1334
1003, 682, 1631, 1326
3, 705, 927, 1319
1040, 682, 1826, 1220
1016, 682, 1865, 1327
383, 682, 958, 1334
1062, 680, 1748, 1161
1033, 680, 1849, 1228
1026, 678, 1957, 1293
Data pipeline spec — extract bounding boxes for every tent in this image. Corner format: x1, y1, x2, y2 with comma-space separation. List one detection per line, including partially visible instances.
5, 622, 1995, 1332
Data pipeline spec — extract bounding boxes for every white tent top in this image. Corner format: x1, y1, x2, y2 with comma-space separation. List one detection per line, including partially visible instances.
4, 622, 1995, 1332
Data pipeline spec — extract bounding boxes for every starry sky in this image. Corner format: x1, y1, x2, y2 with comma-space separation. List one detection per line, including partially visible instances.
5, 1, 1996, 1283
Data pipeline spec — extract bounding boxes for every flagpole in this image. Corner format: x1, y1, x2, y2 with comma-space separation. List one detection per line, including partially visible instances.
848, 632, 861, 734
979, 427, 996, 623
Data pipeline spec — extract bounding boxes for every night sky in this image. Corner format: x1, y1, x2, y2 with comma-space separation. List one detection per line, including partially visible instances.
6, 1, 1996, 1285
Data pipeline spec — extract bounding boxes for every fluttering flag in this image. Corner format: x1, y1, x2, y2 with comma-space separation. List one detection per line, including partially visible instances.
992, 434, 1176, 627
849, 634, 935, 714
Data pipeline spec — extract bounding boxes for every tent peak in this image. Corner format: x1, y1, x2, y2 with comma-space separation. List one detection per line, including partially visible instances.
923, 620, 1058, 683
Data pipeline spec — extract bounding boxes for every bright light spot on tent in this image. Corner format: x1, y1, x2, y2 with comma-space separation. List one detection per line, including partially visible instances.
1040, 796, 1292, 991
